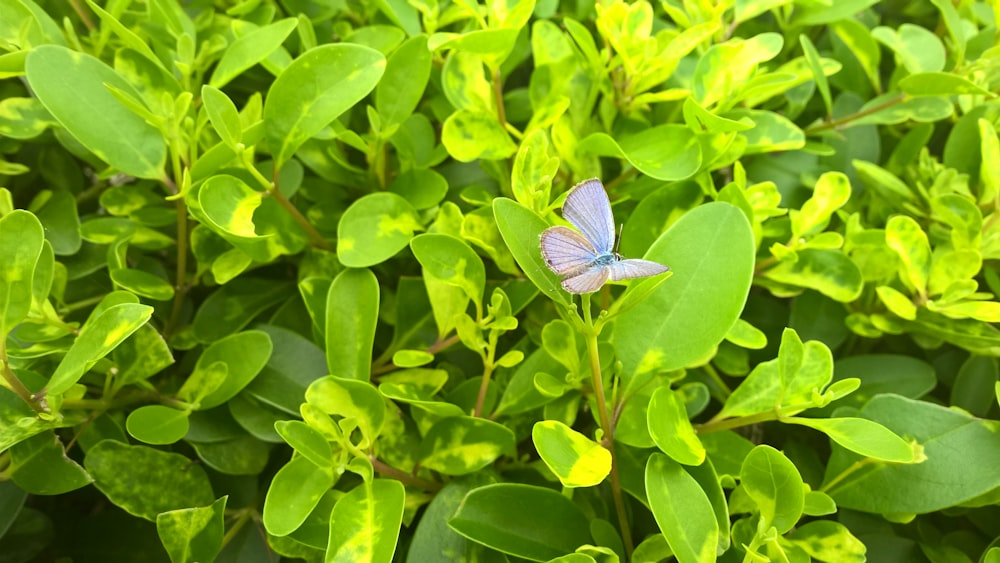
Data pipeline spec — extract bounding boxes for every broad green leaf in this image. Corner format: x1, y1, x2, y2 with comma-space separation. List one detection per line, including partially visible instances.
125, 405, 190, 445
32, 189, 81, 256
0, 210, 44, 337
647, 387, 705, 466
210, 18, 298, 88
375, 35, 431, 129
429, 28, 520, 68
182, 330, 273, 410
645, 453, 718, 563
275, 420, 333, 468
449, 483, 592, 561
493, 197, 570, 307
740, 445, 804, 534
198, 174, 265, 239
899, 72, 994, 97
327, 479, 405, 563
388, 169, 448, 210
326, 268, 379, 380
872, 23, 945, 73
0, 97, 55, 139
764, 248, 863, 302
951, 355, 998, 417
411, 234, 485, 306
420, 416, 515, 475
876, 285, 917, 320
46, 303, 153, 396
156, 497, 227, 563
263, 455, 334, 536
25, 45, 166, 179
785, 416, 915, 462
192, 277, 294, 342
692, 33, 783, 108
244, 324, 328, 414
824, 394, 1000, 513
306, 376, 386, 443
391, 350, 434, 368
979, 119, 1000, 205
831, 355, 935, 410
264, 43, 386, 167
885, 215, 931, 296
189, 433, 271, 475
615, 203, 754, 384
110, 268, 174, 301
407, 475, 494, 562
462, 207, 521, 275
337, 192, 421, 267
84, 440, 214, 521
9, 432, 92, 495
578, 126, 701, 181
830, 19, 881, 93
113, 324, 174, 387
790, 0, 879, 25
734, 109, 805, 153
531, 420, 610, 488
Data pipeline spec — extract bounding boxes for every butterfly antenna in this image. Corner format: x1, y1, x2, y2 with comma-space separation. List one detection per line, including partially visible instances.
614, 223, 624, 257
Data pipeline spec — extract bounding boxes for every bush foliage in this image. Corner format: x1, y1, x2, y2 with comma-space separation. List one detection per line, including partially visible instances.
2, 0, 1000, 561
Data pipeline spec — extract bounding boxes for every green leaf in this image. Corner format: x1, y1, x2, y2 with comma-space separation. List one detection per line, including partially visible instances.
0, 210, 44, 337
764, 248, 863, 302
885, 215, 931, 296
337, 192, 421, 268
785, 416, 915, 462
84, 440, 214, 521
109, 268, 175, 301
25, 45, 166, 179
327, 479, 405, 563
824, 394, 1000, 513
719, 328, 832, 419
647, 387, 705, 466
786, 520, 865, 563
531, 420, 611, 488
264, 43, 386, 167
448, 483, 592, 561
156, 497, 227, 563
740, 445, 804, 534
209, 18, 298, 88
420, 416, 515, 475
46, 303, 154, 396
201, 85, 242, 149
951, 354, 998, 417
388, 169, 448, 210
192, 277, 294, 342
493, 197, 570, 308
442, 109, 518, 162
33, 189, 81, 256
872, 23, 946, 73
645, 453, 719, 563
198, 174, 265, 239
181, 330, 273, 410
375, 35, 432, 129
615, 203, 755, 383
578, 126, 701, 181
263, 455, 334, 536
326, 268, 379, 380
799, 34, 832, 116
411, 234, 485, 306
275, 420, 333, 468
9, 432, 92, 495
898, 72, 994, 97
792, 172, 851, 238
306, 376, 386, 443
125, 405, 190, 445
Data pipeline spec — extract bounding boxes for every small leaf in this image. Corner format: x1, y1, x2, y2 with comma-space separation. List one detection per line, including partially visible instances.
578, 126, 701, 181
9, 432, 92, 495
645, 453, 719, 563
740, 445, 804, 534
201, 85, 242, 148
531, 420, 611, 488
411, 233, 485, 306
647, 387, 705, 466
785, 416, 916, 462
0, 210, 45, 337
125, 405, 190, 445
420, 416, 515, 475
210, 18, 298, 88
493, 198, 570, 307
306, 376, 386, 443
885, 215, 931, 296
156, 496, 227, 563
262, 456, 334, 536
337, 192, 421, 267
326, 268, 380, 380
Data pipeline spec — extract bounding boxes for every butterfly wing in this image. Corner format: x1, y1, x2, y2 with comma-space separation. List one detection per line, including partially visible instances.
607, 258, 669, 281
540, 226, 598, 275
561, 265, 611, 294
561, 179, 616, 255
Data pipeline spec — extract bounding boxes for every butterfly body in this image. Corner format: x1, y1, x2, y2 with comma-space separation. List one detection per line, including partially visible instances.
540, 179, 669, 294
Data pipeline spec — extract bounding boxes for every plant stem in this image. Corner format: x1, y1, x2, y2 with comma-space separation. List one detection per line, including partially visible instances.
491, 67, 507, 129
803, 93, 906, 135
266, 171, 332, 251
473, 331, 497, 418
582, 294, 634, 557
164, 196, 189, 340
0, 337, 44, 414
370, 456, 441, 492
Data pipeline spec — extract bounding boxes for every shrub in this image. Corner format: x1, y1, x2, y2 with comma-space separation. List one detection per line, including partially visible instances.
1, 0, 999, 561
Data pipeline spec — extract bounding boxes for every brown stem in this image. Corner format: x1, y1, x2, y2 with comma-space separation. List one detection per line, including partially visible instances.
491, 67, 507, 129
268, 181, 332, 251
804, 93, 907, 135
370, 456, 441, 491
0, 337, 45, 414
163, 197, 189, 340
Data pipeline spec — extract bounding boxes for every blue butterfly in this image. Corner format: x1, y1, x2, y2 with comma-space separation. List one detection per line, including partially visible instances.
540, 179, 669, 294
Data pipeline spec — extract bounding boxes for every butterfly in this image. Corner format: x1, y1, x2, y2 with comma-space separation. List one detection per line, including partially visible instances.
540, 179, 669, 294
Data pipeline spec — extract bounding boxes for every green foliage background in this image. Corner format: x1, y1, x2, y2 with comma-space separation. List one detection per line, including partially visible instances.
1, 0, 1000, 561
